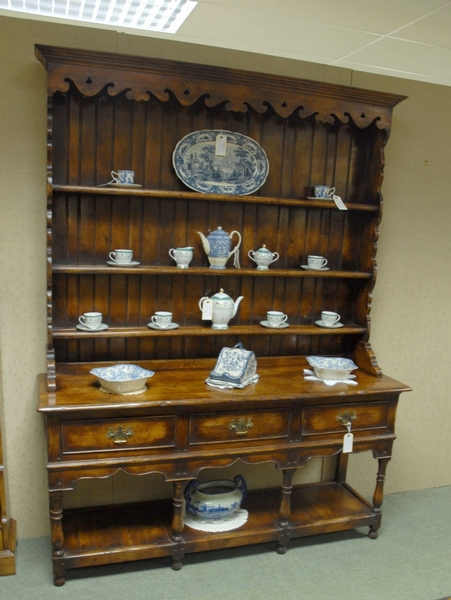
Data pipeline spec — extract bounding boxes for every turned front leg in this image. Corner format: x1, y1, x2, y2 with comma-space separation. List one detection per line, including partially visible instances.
276, 469, 295, 555
369, 457, 391, 539
171, 482, 185, 570
49, 492, 66, 586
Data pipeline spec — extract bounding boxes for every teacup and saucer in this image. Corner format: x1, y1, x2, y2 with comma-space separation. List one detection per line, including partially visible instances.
76, 311, 109, 331
315, 311, 343, 329
147, 311, 179, 330
260, 310, 289, 329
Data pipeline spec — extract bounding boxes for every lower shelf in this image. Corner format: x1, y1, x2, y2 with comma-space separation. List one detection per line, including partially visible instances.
60, 482, 377, 574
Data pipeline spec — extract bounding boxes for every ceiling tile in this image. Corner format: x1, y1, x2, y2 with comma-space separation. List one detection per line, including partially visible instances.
334, 60, 448, 87
200, 0, 450, 34
392, 3, 451, 48
335, 37, 451, 84
179, 3, 380, 59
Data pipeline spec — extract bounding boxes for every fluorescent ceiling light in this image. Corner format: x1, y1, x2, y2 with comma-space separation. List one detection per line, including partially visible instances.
0, 0, 198, 33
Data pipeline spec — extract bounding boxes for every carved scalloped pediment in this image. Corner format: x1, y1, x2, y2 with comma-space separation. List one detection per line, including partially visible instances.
37, 46, 405, 131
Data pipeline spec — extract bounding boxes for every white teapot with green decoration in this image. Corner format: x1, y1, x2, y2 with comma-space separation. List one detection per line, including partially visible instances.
199, 288, 244, 329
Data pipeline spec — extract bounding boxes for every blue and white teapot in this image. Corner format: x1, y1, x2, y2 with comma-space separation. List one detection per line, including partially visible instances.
197, 226, 242, 269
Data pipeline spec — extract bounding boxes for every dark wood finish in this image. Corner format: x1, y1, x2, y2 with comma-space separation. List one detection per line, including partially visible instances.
38, 358, 410, 584
35, 46, 410, 585
0, 418, 16, 576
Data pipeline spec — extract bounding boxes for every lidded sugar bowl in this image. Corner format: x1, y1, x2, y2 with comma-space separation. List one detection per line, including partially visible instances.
248, 244, 279, 270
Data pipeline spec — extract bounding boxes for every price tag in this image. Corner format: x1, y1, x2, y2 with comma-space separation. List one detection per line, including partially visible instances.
215, 134, 227, 156
332, 194, 348, 211
201, 298, 213, 320
343, 432, 354, 453
343, 421, 353, 453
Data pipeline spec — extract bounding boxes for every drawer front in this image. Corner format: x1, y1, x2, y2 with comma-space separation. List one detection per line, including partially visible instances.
301, 402, 389, 436
61, 416, 176, 454
189, 409, 291, 445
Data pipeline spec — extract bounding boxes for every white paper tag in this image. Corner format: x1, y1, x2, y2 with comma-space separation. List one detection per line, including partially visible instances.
201, 298, 213, 320
332, 194, 348, 211
215, 134, 227, 156
343, 432, 354, 453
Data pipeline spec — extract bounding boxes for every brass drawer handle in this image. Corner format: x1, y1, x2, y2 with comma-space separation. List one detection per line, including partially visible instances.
336, 411, 357, 427
106, 426, 134, 444
228, 418, 254, 435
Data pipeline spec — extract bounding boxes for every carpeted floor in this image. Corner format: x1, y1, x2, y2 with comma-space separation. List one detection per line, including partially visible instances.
2, 486, 451, 600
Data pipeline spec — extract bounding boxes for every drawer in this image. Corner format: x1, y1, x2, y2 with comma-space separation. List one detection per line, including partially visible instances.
189, 409, 291, 445
301, 402, 389, 436
61, 416, 176, 454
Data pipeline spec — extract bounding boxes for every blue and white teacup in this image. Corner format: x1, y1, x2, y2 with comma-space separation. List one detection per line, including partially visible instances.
314, 185, 335, 199
111, 170, 135, 184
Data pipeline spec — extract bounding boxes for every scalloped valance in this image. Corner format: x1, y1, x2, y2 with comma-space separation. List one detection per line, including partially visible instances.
36, 45, 405, 130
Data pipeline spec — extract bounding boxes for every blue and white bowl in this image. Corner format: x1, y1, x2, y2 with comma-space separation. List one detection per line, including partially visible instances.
90, 364, 155, 394
184, 475, 247, 521
306, 356, 357, 380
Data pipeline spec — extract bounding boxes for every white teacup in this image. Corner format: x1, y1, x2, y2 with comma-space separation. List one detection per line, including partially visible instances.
151, 311, 173, 328
321, 311, 340, 326
111, 170, 135, 185
78, 312, 103, 329
314, 185, 335, 199
307, 255, 328, 269
169, 247, 194, 269
267, 310, 288, 327
109, 249, 133, 264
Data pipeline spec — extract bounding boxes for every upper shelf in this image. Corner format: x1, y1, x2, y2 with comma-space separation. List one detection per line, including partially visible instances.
52, 265, 373, 279
51, 185, 380, 212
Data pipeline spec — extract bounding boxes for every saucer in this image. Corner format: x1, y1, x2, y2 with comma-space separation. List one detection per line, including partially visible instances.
301, 265, 330, 271
107, 260, 140, 267
315, 320, 343, 329
147, 322, 180, 330
260, 320, 289, 329
76, 323, 109, 332
109, 183, 142, 188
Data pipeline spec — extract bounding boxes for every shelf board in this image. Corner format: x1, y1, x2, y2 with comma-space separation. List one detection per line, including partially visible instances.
52, 265, 373, 279
60, 483, 376, 573
52, 185, 379, 212
52, 323, 366, 338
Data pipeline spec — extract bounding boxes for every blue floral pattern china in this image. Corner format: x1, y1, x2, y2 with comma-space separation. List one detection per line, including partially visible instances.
184, 475, 247, 521
173, 130, 269, 195
90, 364, 155, 394
306, 356, 357, 381
208, 342, 257, 386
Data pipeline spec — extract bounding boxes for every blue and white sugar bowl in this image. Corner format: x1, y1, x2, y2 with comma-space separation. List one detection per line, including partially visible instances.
184, 475, 247, 521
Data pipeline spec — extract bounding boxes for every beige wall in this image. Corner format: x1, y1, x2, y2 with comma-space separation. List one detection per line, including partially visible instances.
0, 14, 449, 540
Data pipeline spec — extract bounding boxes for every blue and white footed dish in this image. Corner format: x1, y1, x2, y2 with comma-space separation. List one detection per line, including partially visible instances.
184, 475, 247, 522
306, 356, 357, 381
90, 364, 155, 395
173, 130, 269, 195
